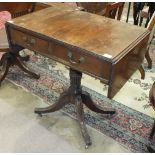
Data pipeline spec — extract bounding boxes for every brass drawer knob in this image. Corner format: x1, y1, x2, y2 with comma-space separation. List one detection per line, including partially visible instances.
67, 52, 85, 64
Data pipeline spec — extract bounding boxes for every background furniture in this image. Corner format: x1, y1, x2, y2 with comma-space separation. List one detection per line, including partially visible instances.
103, 2, 124, 20
144, 12, 155, 69
74, 2, 125, 20
75, 2, 108, 15
0, 2, 35, 18
35, 2, 124, 20
126, 2, 131, 23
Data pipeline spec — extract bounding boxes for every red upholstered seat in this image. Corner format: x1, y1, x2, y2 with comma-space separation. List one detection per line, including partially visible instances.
0, 11, 11, 29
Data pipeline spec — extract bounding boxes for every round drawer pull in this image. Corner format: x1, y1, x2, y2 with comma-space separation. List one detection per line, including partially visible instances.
67, 52, 85, 64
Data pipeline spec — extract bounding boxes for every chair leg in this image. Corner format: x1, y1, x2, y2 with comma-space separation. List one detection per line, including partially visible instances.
138, 65, 145, 79
145, 50, 152, 69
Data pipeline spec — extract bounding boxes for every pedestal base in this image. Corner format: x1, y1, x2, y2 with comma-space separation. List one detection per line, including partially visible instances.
35, 69, 115, 148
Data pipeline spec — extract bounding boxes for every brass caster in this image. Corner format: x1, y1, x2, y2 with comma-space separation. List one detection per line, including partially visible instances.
85, 145, 89, 149
85, 144, 91, 149
85, 141, 92, 149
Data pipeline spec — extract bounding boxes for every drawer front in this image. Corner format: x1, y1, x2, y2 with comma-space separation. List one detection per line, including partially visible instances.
51, 43, 111, 81
9, 28, 111, 81
10, 29, 49, 54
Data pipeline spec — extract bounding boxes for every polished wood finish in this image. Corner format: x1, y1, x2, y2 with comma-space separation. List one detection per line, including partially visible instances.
4, 7, 149, 98
8, 8, 148, 60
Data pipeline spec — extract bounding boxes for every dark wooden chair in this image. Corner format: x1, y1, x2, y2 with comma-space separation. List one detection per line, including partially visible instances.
144, 11, 155, 69
102, 2, 125, 20
75, 2, 108, 15
74, 2, 124, 19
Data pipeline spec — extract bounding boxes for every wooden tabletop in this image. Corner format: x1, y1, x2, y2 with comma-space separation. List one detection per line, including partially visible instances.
8, 7, 149, 61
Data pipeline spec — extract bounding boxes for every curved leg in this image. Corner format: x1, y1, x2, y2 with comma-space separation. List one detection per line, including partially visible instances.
34, 91, 69, 115
15, 57, 40, 79
145, 51, 152, 69
75, 95, 92, 148
0, 54, 6, 66
81, 91, 115, 115
138, 65, 145, 79
0, 60, 11, 86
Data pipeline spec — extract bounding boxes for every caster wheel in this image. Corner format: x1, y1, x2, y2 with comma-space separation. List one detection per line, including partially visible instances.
85, 145, 89, 149
85, 141, 92, 149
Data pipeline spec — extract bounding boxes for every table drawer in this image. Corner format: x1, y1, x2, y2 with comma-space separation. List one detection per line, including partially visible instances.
52, 43, 111, 80
10, 29, 49, 54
